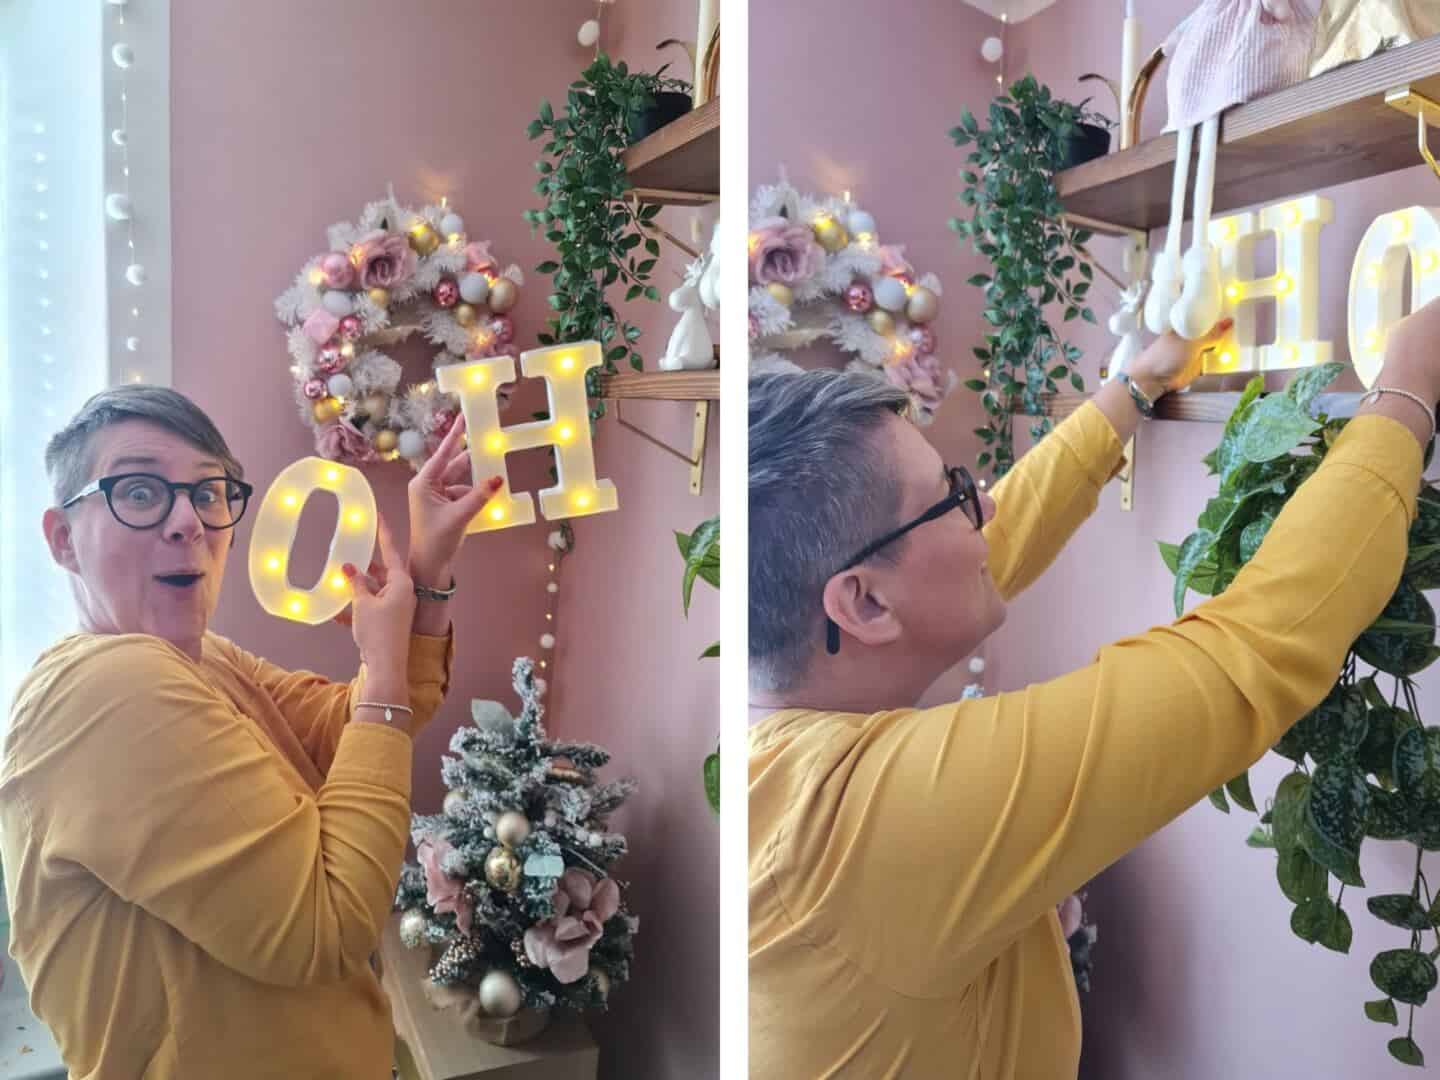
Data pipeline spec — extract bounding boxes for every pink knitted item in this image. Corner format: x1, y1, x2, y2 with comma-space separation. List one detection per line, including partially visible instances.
1163, 0, 1318, 132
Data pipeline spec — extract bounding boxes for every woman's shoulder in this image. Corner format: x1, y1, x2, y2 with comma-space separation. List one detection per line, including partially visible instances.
10, 634, 197, 725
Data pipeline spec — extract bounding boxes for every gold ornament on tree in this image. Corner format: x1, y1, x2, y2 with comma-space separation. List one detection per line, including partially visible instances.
367, 287, 390, 307
311, 397, 343, 423
455, 302, 477, 327
488, 278, 519, 313
906, 286, 939, 324
766, 282, 794, 307
409, 223, 440, 256
399, 908, 429, 949
1308, 0, 1440, 78
867, 309, 896, 337
484, 845, 523, 892
813, 217, 849, 253
373, 429, 399, 454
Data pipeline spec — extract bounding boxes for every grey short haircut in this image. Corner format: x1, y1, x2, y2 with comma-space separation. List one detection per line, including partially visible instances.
45, 384, 245, 507
749, 370, 911, 691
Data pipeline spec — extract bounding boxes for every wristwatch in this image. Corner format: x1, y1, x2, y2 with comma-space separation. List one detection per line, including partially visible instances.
1118, 372, 1158, 418
413, 576, 458, 602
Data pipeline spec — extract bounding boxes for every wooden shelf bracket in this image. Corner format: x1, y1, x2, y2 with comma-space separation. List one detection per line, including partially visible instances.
613, 399, 710, 495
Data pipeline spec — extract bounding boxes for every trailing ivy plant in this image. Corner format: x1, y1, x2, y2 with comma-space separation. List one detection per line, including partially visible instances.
948, 74, 1108, 483
1159, 362, 1440, 1067
677, 515, 720, 814
525, 54, 686, 419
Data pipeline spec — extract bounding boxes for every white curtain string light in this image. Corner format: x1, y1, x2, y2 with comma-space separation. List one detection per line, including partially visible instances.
981, 4, 1010, 87
538, 525, 573, 679
104, 0, 144, 380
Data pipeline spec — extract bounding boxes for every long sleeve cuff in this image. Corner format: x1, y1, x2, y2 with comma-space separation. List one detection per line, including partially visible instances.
1055, 400, 1128, 487
1323, 413, 1423, 525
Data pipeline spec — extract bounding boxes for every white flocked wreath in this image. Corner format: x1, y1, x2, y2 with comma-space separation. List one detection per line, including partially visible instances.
276, 189, 527, 469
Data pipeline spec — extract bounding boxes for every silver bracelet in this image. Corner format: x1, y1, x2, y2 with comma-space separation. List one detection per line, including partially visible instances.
355, 701, 414, 724
1359, 387, 1437, 446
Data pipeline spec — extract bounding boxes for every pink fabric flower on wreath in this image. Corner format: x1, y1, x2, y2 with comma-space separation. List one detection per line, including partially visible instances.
523, 868, 620, 984
314, 421, 379, 465
876, 244, 915, 280
352, 229, 418, 290
464, 241, 496, 274
417, 836, 473, 935
883, 351, 951, 417
748, 216, 825, 287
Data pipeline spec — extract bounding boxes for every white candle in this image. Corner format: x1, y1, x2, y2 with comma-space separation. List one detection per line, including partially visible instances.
695, 0, 719, 105
1120, 0, 1140, 148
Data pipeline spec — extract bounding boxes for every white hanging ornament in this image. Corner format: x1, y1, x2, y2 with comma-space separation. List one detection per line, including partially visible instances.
111, 43, 135, 69
124, 263, 146, 286
578, 19, 601, 47
540, 633, 556, 650
847, 209, 877, 238
496, 811, 532, 847
110, 128, 128, 147
397, 430, 425, 458
478, 970, 523, 1018
326, 374, 354, 399
459, 273, 491, 305
104, 193, 133, 221
981, 36, 1004, 63
440, 212, 465, 238
321, 290, 355, 317
872, 277, 908, 312
125, 336, 140, 352
399, 909, 429, 949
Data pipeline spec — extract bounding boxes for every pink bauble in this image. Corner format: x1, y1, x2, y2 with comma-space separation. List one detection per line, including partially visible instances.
338, 315, 363, 341
488, 315, 515, 345
844, 282, 874, 314
321, 252, 354, 289
908, 325, 937, 354
433, 279, 460, 308
316, 345, 347, 375
302, 378, 327, 399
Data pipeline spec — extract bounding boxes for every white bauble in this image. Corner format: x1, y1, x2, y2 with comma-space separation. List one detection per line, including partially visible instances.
847, 210, 877, 237
111, 43, 135, 69
399, 909, 429, 949
398, 430, 425, 458
104, 193, 133, 221
969, 656, 986, 675
440, 213, 465, 237
443, 789, 469, 817
981, 36, 1004, 63
472, 700, 515, 738
496, 811, 532, 848
588, 832, 603, 847
459, 273, 491, 305
540, 633, 556, 650
326, 374, 354, 399
478, 970, 523, 1018
872, 277, 908, 312
322, 290, 355, 317
483, 826, 495, 839
578, 18, 601, 47
125, 263, 147, 286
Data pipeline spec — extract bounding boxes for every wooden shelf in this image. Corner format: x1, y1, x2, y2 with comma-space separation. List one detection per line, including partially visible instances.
1033, 389, 1366, 423
1057, 36, 1440, 233
623, 97, 719, 206
595, 368, 719, 401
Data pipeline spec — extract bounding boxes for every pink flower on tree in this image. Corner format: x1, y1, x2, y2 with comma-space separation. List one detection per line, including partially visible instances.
314, 421, 378, 465
352, 229, 418, 290
523, 868, 620, 984
748, 217, 825, 286
417, 836, 473, 935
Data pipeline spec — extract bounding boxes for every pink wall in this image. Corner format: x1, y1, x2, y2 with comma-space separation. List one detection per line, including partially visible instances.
754, 0, 1440, 1074
171, 3, 716, 1077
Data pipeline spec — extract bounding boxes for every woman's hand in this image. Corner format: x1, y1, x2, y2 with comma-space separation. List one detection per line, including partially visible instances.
407, 414, 504, 589
342, 514, 416, 672
1128, 317, 1235, 398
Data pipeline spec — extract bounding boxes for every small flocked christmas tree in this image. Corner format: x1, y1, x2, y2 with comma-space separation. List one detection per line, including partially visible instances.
394, 657, 637, 1020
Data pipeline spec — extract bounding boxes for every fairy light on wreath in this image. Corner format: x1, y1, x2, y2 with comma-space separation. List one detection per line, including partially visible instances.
274, 189, 527, 470
103, 0, 146, 374
748, 175, 957, 424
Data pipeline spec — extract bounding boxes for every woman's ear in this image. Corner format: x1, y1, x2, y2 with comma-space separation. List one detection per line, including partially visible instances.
42, 507, 80, 575
822, 568, 902, 652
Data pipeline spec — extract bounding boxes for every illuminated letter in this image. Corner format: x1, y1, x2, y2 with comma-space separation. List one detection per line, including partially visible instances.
1347, 207, 1440, 389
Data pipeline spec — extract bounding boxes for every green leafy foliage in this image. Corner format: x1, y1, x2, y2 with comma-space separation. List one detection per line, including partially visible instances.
1160, 365, 1440, 1063
677, 517, 720, 815
527, 54, 687, 410
703, 749, 719, 815
949, 75, 1109, 485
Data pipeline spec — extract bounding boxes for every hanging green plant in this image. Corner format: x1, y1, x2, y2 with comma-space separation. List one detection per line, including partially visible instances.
676, 515, 720, 814
525, 54, 689, 420
948, 74, 1109, 483
1160, 362, 1440, 1067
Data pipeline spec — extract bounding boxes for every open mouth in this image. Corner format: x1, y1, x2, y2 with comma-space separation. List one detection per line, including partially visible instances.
155, 573, 204, 588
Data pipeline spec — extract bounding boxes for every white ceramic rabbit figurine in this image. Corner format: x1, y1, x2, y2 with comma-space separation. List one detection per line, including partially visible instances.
660, 221, 720, 371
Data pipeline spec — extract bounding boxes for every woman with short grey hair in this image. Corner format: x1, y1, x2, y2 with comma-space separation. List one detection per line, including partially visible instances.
1, 384, 501, 1078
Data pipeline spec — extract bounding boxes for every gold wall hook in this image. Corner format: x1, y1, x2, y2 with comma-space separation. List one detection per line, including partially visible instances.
1384, 86, 1440, 181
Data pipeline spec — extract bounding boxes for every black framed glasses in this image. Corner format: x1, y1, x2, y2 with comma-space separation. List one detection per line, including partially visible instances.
61, 473, 254, 531
824, 465, 984, 655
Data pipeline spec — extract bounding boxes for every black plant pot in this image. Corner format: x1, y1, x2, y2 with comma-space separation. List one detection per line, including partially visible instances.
1058, 123, 1112, 170
626, 92, 693, 145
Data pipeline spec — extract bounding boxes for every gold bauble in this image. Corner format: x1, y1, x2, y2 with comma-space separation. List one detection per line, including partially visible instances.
867, 310, 896, 337
409, 224, 440, 256
814, 219, 849, 253
312, 397, 343, 423
906, 286, 939, 324
484, 845, 523, 893
398, 909, 429, 949
442, 788, 469, 817
454, 303, 477, 327
367, 287, 390, 308
374, 429, 399, 454
360, 393, 389, 423
488, 278, 518, 314
766, 282, 794, 307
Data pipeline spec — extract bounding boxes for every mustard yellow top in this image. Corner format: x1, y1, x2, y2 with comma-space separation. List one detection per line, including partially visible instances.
750, 402, 1422, 1078
1, 627, 454, 1079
